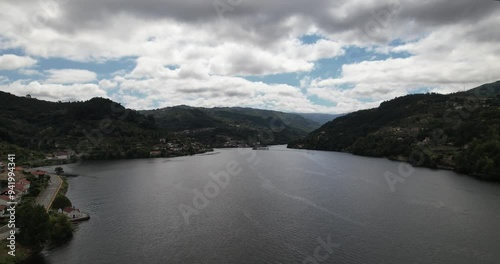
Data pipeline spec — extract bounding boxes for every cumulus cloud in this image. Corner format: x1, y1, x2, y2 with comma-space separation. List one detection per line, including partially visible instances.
98, 79, 118, 89
0, 80, 107, 102
101, 60, 341, 113
0, 0, 499, 113
0, 54, 37, 70
45, 69, 97, 84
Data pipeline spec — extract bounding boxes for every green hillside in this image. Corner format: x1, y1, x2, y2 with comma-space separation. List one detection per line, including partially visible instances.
296, 113, 344, 125
140, 106, 320, 146
289, 81, 500, 181
0, 92, 161, 162
0, 91, 323, 163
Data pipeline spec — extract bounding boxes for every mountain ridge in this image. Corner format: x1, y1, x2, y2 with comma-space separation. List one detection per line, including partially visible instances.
289, 81, 500, 181
0, 91, 325, 163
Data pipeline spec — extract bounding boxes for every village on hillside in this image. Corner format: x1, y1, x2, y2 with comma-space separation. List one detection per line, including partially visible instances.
0, 163, 87, 222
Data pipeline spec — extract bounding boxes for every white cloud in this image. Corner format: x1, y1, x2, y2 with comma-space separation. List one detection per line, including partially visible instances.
305, 15, 500, 112
0, 54, 37, 70
110, 62, 340, 113
98, 79, 118, 89
18, 69, 42, 76
0, 0, 499, 114
0, 80, 107, 102
45, 69, 97, 84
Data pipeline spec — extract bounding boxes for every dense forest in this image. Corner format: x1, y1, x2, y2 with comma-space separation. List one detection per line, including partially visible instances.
0, 91, 320, 163
295, 113, 344, 125
289, 81, 500, 181
140, 105, 320, 146
0, 92, 161, 162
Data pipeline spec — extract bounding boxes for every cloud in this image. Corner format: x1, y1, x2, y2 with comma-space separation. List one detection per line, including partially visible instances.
98, 79, 118, 89
0, 80, 107, 102
310, 16, 500, 102
45, 69, 97, 84
0, 76, 9, 84
18, 69, 43, 76
0, 54, 37, 70
111, 62, 342, 113
0, 0, 499, 114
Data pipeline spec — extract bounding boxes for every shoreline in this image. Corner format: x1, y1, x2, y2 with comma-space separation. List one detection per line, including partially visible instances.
287, 145, 500, 183
0, 174, 74, 264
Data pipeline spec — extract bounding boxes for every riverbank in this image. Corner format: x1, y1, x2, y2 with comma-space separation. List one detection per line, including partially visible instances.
288, 144, 499, 182
0, 174, 74, 264
26, 147, 215, 170
34, 147, 500, 263
0, 240, 30, 264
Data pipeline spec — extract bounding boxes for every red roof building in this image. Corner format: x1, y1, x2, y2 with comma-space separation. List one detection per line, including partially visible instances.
31, 170, 48, 177
19, 179, 30, 186
63, 207, 80, 214
14, 183, 28, 194
0, 195, 10, 205
62, 207, 84, 219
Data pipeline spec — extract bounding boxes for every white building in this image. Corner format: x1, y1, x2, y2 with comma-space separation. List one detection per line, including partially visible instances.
63, 207, 84, 219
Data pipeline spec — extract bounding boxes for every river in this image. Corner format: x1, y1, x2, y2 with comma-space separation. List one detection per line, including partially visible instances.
30, 146, 500, 263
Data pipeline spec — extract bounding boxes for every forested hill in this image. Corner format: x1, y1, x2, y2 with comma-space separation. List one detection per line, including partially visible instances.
140, 106, 321, 145
288, 81, 500, 181
0, 91, 158, 161
0, 91, 323, 163
296, 113, 344, 125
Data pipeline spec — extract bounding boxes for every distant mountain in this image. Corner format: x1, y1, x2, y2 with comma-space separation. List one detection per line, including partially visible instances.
296, 113, 344, 125
289, 81, 500, 181
141, 106, 321, 146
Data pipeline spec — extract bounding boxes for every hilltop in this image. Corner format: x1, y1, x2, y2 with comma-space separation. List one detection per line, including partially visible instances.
0, 92, 161, 162
289, 81, 500, 181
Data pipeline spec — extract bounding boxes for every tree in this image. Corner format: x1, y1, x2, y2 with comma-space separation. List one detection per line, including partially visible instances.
51, 195, 72, 210
49, 213, 74, 242
17, 202, 50, 252
54, 167, 64, 175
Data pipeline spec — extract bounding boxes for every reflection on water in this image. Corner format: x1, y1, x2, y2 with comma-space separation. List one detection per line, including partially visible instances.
29, 146, 500, 264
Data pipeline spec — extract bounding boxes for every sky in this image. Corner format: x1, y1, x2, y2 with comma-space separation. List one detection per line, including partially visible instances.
0, 0, 499, 114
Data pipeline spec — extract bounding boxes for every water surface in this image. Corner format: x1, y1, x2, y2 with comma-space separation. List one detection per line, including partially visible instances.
35, 146, 500, 263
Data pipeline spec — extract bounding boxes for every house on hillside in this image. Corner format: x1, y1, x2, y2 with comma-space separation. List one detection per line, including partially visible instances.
0, 188, 22, 201
14, 183, 29, 195
31, 170, 48, 179
0, 195, 10, 206
55, 151, 71, 160
19, 179, 30, 189
149, 150, 162, 157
